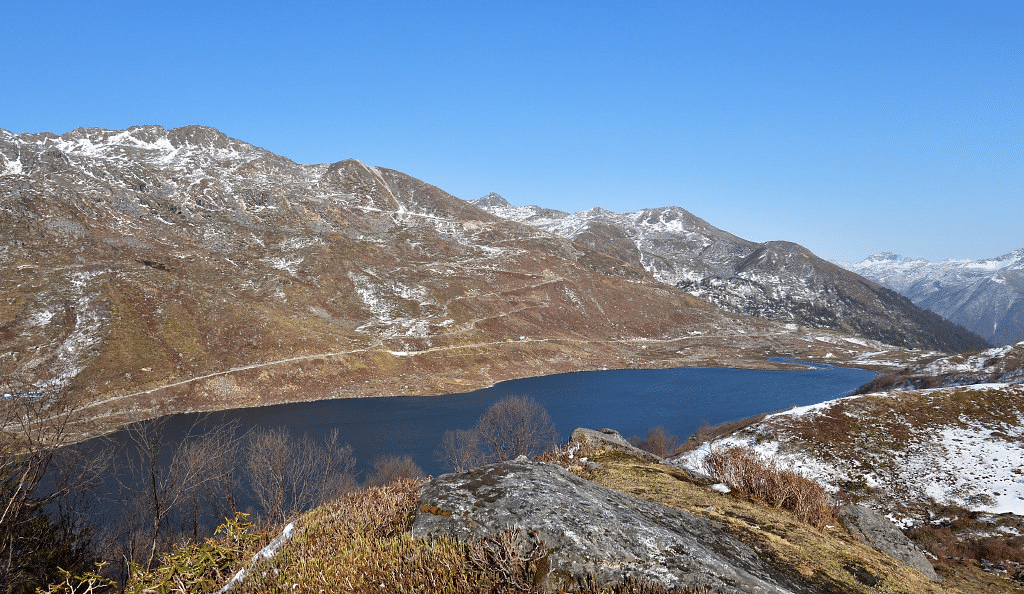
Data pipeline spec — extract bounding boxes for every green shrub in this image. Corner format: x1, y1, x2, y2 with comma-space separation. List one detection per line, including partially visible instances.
124, 513, 264, 594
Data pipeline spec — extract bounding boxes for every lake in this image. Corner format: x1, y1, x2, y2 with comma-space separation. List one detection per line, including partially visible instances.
120, 362, 875, 478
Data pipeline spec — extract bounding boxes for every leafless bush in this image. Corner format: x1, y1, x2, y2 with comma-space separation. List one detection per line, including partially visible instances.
0, 384, 108, 592
245, 427, 356, 525
437, 428, 485, 473
364, 454, 426, 488
475, 395, 558, 463
175, 421, 247, 542
113, 416, 248, 570
628, 426, 680, 458
702, 445, 837, 529
466, 526, 547, 593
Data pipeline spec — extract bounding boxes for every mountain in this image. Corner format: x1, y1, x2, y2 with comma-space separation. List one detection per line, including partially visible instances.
471, 194, 988, 353
0, 126, 915, 430
839, 251, 1024, 346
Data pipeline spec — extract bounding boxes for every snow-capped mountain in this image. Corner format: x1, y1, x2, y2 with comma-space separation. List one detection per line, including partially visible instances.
472, 194, 988, 353
2, 125, 917, 427
839, 251, 1024, 346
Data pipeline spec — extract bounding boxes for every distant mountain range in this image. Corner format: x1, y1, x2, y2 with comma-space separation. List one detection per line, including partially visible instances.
839, 250, 1024, 346
2, 125, 928, 428
472, 194, 987, 353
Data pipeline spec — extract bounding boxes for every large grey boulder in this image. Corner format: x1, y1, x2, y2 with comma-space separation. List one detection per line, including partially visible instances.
839, 504, 940, 581
412, 458, 810, 593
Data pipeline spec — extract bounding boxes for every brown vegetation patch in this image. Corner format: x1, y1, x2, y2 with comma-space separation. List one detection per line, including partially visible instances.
577, 450, 950, 594
701, 445, 838, 530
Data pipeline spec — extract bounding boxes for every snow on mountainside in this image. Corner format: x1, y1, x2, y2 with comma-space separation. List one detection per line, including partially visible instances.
673, 341, 1024, 584
854, 341, 1024, 394
839, 250, 1024, 346
472, 194, 988, 353
676, 383, 1024, 518
3, 125, 928, 432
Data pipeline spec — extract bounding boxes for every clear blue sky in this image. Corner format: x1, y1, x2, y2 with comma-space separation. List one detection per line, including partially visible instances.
2, 1, 1020, 262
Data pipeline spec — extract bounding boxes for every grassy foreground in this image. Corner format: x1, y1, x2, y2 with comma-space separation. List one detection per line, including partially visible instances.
57, 447, 1022, 593
578, 449, 1021, 594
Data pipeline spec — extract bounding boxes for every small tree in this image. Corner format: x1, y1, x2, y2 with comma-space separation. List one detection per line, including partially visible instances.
474, 395, 557, 463
437, 428, 484, 473
364, 455, 426, 488
0, 382, 105, 593
628, 426, 680, 458
246, 427, 357, 525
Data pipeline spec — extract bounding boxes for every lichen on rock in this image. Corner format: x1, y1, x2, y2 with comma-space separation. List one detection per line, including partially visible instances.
412, 458, 804, 593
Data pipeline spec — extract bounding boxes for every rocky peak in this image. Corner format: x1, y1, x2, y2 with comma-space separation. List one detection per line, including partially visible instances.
842, 248, 1024, 345
472, 192, 511, 208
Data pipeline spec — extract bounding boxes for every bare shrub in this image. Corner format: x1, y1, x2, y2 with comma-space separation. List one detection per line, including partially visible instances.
0, 384, 109, 592
114, 416, 249, 571
364, 454, 426, 488
246, 427, 357, 525
702, 445, 837, 529
466, 525, 546, 592
437, 428, 485, 473
174, 421, 247, 543
475, 395, 557, 463
628, 426, 680, 458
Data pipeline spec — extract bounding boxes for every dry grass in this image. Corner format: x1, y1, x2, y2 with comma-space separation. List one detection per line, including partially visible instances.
700, 445, 837, 530
580, 449, 1023, 594
583, 454, 946, 593
233, 480, 696, 593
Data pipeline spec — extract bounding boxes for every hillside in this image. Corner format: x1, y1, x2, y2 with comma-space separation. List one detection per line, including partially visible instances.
840, 250, 1024, 346
472, 194, 988, 353
0, 125, 925, 431
675, 371, 1024, 588
124, 434, 996, 593
855, 341, 1024, 393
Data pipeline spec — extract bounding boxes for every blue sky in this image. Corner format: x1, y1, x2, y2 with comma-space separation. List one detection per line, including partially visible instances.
2, 1, 1020, 262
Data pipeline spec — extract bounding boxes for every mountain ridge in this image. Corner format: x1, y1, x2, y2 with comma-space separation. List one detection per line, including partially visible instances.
472, 194, 988, 353
1, 125, 922, 432
839, 249, 1024, 345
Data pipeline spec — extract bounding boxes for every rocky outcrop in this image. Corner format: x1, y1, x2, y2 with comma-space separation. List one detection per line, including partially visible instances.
568, 427, 662, 463
839, 504, 940, 581
412, 458, 810, 593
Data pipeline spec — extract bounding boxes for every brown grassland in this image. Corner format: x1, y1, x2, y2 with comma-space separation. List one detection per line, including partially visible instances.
63, 442, 1023, 594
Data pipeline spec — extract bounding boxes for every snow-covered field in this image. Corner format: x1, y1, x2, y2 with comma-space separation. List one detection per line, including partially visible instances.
674, 383, 1024, 520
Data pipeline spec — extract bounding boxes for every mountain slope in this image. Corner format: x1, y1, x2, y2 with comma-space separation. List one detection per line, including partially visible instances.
0, 126, 915, 429
472, 194, 988, 353
675, 342, 1024, 590
839, 251, 1024, 346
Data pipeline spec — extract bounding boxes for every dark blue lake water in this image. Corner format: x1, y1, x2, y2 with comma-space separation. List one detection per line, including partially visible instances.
134, 363, 874, 478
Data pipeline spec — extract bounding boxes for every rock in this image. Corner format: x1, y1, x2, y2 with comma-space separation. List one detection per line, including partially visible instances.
839, 504, 941, 581
412, 459, 808, 593
569, 427, 663, 463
